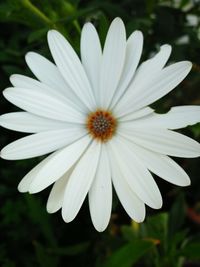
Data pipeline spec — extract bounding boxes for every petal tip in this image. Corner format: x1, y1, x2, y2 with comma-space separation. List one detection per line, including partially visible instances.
95, 225, 106, 232
134, 30, 143, 36
113, 17, 122, 22
83, 21, 93, 29
152, 198, 163, 210
92, 220, 108, 232
182, 178, 191, 187
111, 17, 124, 27
134, 217, 145, 223
0, 148, 7, 160
155, 202, 163, 210
46, 204, 57, 214
17, 184, 27, 193
3, 87, 14, 100
2, 88, 9, 97
25, 51, 36, 62
185, 60, 193, 68
161, 44, 172, 55
9, 74, 17, 83
61, 209, 73, 223
29, 183, 42, 194
47, 29, 58, 39
47, 30, 56, 42
180, 60, 193, 72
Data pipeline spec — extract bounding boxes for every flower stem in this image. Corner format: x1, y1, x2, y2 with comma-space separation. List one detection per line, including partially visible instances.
21, 0, 52, 26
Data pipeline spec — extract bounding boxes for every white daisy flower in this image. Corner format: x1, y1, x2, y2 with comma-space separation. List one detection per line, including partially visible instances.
1, 17, 200, 232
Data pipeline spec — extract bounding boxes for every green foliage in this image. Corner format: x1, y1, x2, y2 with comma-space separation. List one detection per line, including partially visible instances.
103, 240, 155, 267
0, 0, 200, 266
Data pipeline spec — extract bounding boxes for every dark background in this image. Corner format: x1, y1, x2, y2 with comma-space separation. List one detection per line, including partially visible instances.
0, 0, 200, 266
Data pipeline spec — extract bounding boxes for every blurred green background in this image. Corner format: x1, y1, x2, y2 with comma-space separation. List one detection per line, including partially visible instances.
0, 0, 200, 266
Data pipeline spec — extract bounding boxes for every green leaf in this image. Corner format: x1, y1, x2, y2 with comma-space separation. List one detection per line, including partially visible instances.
34, 242, 58, 267
28, 28, 48, 43
168, 193, 186, 238
145, 213, 168, 242
121, 224, 140, 242
180, 242, 200, 259
47, 242, 89, 256
25, 194, 56, 246
103, 240, 154, 267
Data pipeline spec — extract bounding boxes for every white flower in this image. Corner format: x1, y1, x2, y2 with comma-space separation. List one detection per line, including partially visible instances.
1, 18, 200, 232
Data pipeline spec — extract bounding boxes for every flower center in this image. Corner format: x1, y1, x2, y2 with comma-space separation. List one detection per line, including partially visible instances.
86, 110, 117, 142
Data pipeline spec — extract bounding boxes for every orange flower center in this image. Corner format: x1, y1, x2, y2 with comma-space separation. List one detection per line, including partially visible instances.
86, 110, 117, 142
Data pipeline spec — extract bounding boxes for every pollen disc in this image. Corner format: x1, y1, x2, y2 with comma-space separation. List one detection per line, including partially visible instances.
86, 110, 117, 142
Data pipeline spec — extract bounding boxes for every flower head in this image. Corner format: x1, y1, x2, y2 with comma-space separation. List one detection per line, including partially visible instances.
1, 18, 200, 232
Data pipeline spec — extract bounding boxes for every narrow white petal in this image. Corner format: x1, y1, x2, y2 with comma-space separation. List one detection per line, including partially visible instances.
111, 31, 143, 108
114, 44, 171, 114
1, 127, 86, 160
119, 128, 200, 158
3, 87, 85, 123
47, 30, 96, 110
62, 141, 101, 223
10, 74, 83, 112
99, 18, 126, 108
89, 145, 112, 232
10, 75, 53, 92
25, 52, 64, 88
108, 136, 163, 209
126, 106, 200, 129
10, 74, 71, 105
18, 152, 56, 192
118, 107, 154, 121
25, 52, 86, 111
0, 112, 71, 133
46, 167, 74, 213
132, 44, 172, 85
115, 61, 192, 117
107, 145, 145, 222
81, 23, 102, 100
119, 137, 190, 186
29, 135, 91, 193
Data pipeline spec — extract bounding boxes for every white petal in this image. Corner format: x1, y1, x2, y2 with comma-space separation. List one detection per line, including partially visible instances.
132, 44, 172, 85
46, 167, 74, 213
115, 44, 171, 114
89, 145, 112, 232
0, 112, 70, 133
111, 31, 143, 108
106, 145, 145, 222
25, 52, 64, 88
108, 136, 163, 209
118, 107, 154, 121
1, 127, 86, 160
119, 127, 200, 158
127, 106, 200, 129
29, 135, 91, 193
47, 30, 96, 110
3, 87, 85, 123
18, 152, 56, 192
10, 74, 83, 113
81, 22, 102, 100
115, 61, 192, 117
10, 75, 53, 92
25, 52, 86, 110
119, 137, 190, 186
62, 140, 101, 223
10, 74, 67, 104
99, 18, 126, 108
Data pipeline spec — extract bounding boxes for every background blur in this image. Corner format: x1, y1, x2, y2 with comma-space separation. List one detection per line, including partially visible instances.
0, 0, 200, 266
